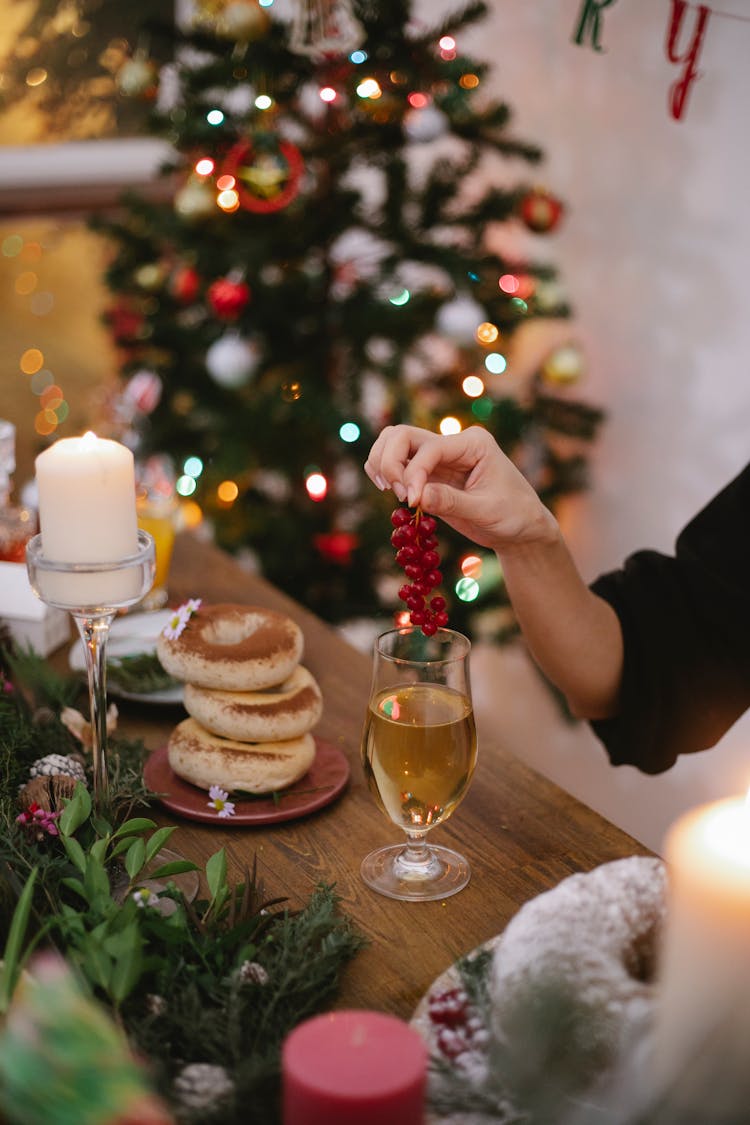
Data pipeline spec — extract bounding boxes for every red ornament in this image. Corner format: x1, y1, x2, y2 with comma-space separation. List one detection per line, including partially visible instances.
107, 299, 144, 343
313, 531, 359, 565
519, 188, 564, 234
170, 264, 200, 304
207, 277, 251, 320
221, 137, 304, 214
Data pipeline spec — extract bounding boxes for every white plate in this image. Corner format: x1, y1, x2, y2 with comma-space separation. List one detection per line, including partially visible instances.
69, 609, 184, 705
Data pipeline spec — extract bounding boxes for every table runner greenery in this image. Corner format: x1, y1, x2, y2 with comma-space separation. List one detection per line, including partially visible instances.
0, 633, 365, 1124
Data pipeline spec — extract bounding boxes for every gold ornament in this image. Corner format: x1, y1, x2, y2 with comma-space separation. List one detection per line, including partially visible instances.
115, 54, 159, 99
541, 344, 584, 386
174, 177, 216, 222
216, 0, 270, 41
133, 262, 167, 292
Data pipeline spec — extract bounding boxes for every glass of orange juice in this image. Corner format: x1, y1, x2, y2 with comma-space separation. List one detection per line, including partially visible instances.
135, 455, 177, 610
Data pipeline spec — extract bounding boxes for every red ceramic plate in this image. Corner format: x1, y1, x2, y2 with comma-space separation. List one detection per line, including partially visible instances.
143, 737, 350, 826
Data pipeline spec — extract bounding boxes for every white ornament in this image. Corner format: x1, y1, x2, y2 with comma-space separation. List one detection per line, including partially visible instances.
205, 333, 261, 388
289, 0, 364, 60
403, 104, 449, 144
436, 294, 486, 344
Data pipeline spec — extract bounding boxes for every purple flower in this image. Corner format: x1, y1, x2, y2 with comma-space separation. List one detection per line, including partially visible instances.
207, 785, 236, 818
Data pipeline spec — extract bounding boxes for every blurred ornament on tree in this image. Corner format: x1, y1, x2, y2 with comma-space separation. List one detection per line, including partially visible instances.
403, 103, 449, 143
207, 276, 251, 320
519, 187, 565, 233
124, 369, 163, 415
314, 530, 359, 565
169, 264, 201, 304
221, 137, 305, 213
206, 332, 261, 388
115, 52, 159, 99
174, 176, 216, 222
436, 294, 486, 343
289, 0, 365, 60
215, 0, 270, 42
133, 262, 167, 292
541, 343, 585, 386
107, 299, 145, 344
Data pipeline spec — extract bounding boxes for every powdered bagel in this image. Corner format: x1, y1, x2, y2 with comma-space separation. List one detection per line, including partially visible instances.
183, 665, 323, 742
157, 603, 303, 690
167, 717, 316, 794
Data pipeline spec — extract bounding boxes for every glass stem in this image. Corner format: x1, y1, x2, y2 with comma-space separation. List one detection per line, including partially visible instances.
401, 832, 432, 871
74, 612, 115, 816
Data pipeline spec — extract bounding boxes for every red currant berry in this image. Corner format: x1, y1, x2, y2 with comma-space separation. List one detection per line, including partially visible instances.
424, 569, 442, 588
412, 580, 431, 596
391, 526, 411, 548
430, 595, 446, 612
410, 609, 426, 625
422, 619, 438, 636
421, 549, 440, 570
395, 547, 418, 567
398, 584, 413, 602
404, 564, 423, 580
406, 594, 425, 611
435, 611, 449, 627
419, 515, 437, 535
391, 507, 411, 527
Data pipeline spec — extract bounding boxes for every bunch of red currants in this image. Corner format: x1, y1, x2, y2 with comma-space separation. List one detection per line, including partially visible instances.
391, 507, 449, 636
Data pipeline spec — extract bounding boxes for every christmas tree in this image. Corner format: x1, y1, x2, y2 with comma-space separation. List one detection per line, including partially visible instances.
94, 0, 602, 638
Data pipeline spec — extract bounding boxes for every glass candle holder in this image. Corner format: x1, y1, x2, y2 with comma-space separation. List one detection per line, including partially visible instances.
25, 530, 156, 813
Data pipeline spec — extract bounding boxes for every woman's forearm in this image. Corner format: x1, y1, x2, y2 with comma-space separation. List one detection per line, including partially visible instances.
497, 525, 624, 720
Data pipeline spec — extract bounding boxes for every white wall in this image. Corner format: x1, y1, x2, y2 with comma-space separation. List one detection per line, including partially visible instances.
440, 0, 750, 853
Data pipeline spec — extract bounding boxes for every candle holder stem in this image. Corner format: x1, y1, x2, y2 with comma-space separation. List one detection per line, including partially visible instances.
25, 530, 156, 820
73, 612, 116, 815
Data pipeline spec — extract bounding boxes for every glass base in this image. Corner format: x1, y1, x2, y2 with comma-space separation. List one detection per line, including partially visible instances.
360, 842, 471, 901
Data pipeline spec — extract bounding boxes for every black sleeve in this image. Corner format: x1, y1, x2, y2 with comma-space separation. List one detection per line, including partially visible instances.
588, 462, 750, 774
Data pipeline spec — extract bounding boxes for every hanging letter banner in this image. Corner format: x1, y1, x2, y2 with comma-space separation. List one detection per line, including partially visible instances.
665, 0, 712, 120
571, 0, 619, 52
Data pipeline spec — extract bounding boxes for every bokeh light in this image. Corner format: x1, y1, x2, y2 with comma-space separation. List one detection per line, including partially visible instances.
305, 472, 328, 501
206, 109, 224, 125
195, 158, 214, 176
439, 416, 462, 435
356, 78, 381, 99
408, 92, 428, 108
184, 456, 204, 477
389, 288, 410, 306
217, 189, 240, 212
339, 422, 360, 443
255, 94, 273, 110
217, 480, 239, 504
216, 174, 235, 190
320, 86, 337, 103
455, 576, 480, 602
350, 50, 368, 64
461, 554, 483, 579
485, 353, 507, 375
462, 375, 484, 398
476, 322, 499, 345
499, 274, 520, 294
176, 474, 197, 496
20, 348, 44, 375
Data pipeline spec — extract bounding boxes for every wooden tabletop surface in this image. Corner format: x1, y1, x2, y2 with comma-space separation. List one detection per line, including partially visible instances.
101, 532, 651, 1021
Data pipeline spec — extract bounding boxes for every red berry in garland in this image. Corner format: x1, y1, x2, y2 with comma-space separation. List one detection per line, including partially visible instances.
391, 506, 449, 636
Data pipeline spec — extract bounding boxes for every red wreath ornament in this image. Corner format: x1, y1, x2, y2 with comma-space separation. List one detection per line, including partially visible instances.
221, 137, 304, 213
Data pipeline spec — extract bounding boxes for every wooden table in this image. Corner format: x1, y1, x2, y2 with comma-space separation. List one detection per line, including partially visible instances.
107, 532, 651, 1022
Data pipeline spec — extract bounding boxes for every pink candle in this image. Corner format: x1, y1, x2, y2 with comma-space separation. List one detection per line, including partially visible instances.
282, 1009, 427, 1125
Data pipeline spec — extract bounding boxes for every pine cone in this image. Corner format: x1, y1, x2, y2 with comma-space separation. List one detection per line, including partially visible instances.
173, 1063, 234, 1119
29, 754, 87, 782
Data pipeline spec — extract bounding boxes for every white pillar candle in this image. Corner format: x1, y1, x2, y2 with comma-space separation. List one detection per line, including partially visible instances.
653, 795, 750, 1113
35, 432, 141, 606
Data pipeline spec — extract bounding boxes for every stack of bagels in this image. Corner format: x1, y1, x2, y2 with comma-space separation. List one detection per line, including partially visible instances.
156, 603, 322, 794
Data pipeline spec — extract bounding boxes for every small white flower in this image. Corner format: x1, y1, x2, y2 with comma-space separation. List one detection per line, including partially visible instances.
208, 784, 236, 818
161, 598, 202, 640
162, 606, 190, 640
133, 887, 160, 909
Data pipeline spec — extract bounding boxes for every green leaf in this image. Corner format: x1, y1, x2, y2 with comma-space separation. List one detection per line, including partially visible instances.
147, 859, 197, 880
109, 935, 143, 1006
90, 837, 108, 865
83, 855, 111, 906
125, 837, 146, 880
113, 817, 157, 838
206, 848, 227, 902
110, 835, 139, 859
62, 834, 87, 874
144, 825, 175, 865
0, 867, 37, 1013
59, 782, 92, 836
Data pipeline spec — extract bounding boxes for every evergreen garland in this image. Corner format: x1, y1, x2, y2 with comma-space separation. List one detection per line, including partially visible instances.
0, 638, 365, 1124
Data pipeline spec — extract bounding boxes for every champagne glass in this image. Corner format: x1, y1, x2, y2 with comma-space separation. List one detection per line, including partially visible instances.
360, 626, 477, 901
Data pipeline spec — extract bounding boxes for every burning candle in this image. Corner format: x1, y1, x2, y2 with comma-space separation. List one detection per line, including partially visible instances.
653, 793, 750, 1113
34, 432, 140, 606
282, 1009, 427, 1125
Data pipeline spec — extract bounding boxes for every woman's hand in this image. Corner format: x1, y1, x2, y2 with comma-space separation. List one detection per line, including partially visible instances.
365, 424, 557, 553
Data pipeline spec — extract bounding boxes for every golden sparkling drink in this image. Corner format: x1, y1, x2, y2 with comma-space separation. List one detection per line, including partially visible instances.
362, 683, 477, 831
